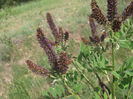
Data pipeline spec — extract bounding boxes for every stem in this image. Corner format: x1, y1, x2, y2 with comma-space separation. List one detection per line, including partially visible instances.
104, 86, 111, 99
126, 77, 132, 99
111, 31, 116, 99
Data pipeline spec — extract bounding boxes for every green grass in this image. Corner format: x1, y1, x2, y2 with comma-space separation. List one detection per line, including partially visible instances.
0, 0, 132, 98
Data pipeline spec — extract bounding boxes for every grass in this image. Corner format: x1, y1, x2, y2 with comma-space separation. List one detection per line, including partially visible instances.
0, 0, 132, 98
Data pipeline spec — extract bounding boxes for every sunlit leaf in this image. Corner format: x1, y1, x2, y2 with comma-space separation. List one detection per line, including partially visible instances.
42, 90, 49, 97
49, 87, 57, 98
112, 71, 121, 79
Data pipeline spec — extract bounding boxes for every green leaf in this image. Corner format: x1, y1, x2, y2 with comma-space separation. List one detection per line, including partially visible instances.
94, 92, 100, 99
104, 92, 108, 99
78, 53, 83, 62
118, 77, 131, 89
42, 90, 49, 97
112, 71, 121, 79
118, 40, 131, 49
79, 42, 90, 58
55, 86, 62, 97
121, 56, 133, 71
59, 85, 65, 95
49, 87, 57, 98
124, 70, 133, 76
72, 84, 82, 93
94, 87, 100, 92
74, 61, 84, 70
102, 66, 113, 71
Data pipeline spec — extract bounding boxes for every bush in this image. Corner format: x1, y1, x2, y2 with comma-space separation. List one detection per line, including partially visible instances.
25, 0, 133, 98
0, 0, 36, 9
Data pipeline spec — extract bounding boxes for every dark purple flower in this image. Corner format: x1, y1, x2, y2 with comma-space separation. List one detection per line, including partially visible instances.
26, 60, 50, 76
107, 0, 117, 22
64, 31, 69, 41
89, 15, 101, 43
121, 1, 133, 21
37, 28, 58, 69
56, 52, 69, 74
89, 15, 97, 37
46, 13, 61, 43
91, 0, 107, 25
59, 27, 64, 43
48, 39, 57, 46
112, 18, 122, 32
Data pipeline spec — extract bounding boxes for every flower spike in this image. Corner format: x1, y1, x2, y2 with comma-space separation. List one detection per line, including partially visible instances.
59, 27, 64, 43
48, 39, 57, 46
107, 0, 117, 22
112, 18, 122, 32
89, 15, 97, 37
89, 15, 101, 43
36, 28, 58, 69
64, 31, 69, 41
46, 13, 61, 43
56, 52, 69, 74
121, 1, 133, 22
26, 60, 50, 76
91, 0, 107, 25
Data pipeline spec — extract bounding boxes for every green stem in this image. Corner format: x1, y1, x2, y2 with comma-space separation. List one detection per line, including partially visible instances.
111, 31, 116, 99
126, 77, 132, 99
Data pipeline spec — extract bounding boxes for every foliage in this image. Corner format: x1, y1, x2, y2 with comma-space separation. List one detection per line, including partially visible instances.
25, 0, 133, 99
0, 0, 36, 9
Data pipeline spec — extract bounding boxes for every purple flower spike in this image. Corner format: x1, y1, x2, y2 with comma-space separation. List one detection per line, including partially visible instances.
64, 31, 69, 41
57, 52, 69, 74
46, 13, 61, 43
59, 27, 64, 43
91, 0, 107, 25
89, 15, 97, 37
121, 1, 133, 22
112, 19, 122, 32
107, 0, 117, 22
26, 60, 50, 76
36, 28, 58, 69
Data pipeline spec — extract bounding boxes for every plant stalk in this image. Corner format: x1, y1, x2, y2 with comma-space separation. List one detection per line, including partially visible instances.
111, 31, 116, 99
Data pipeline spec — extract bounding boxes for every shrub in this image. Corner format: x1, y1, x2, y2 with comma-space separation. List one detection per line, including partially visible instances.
0, 0, 36, 9
25, 0, 133, 99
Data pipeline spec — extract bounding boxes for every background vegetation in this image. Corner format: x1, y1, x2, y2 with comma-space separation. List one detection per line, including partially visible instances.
0, 0, 36, 8
0, 0, 132, 98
